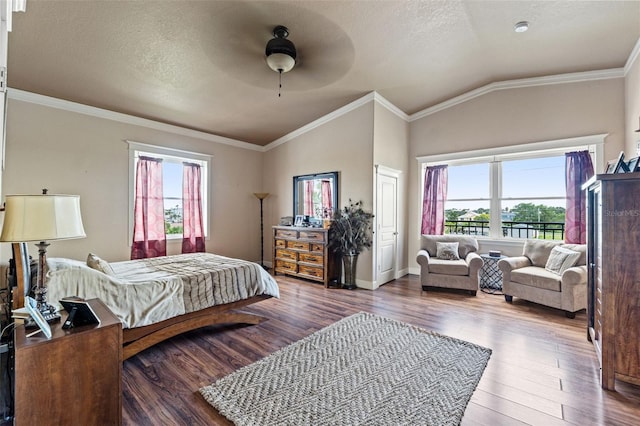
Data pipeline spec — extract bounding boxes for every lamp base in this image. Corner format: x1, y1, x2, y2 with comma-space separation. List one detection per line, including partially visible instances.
34, 241, 56, 315
34, 286, 56, 315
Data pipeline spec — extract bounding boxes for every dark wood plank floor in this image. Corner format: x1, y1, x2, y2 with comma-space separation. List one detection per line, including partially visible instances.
122, 274, 640, 425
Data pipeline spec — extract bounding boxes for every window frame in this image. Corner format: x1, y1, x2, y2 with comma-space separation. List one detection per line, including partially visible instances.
127, 140, 212, 243
417, 134, 605, 241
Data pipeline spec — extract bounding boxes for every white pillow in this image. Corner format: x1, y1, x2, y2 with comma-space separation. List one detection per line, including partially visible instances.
545, 246, 581, 275
436, 242, 460, 260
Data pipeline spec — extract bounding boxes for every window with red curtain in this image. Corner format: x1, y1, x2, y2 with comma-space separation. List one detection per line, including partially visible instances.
421, 165, 448, 235
565, 151, 594, 244
131, 156, 167, 259
182, 162, 205, 253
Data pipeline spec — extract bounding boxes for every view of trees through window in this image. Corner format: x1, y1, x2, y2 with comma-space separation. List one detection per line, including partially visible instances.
443, 155, 567, 240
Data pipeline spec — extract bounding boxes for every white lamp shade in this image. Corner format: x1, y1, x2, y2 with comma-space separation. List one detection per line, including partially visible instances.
266, 53, 295, 73
0, 194, 86, 242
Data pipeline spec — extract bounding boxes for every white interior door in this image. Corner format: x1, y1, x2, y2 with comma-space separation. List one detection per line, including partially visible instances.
376, 168, 398, 285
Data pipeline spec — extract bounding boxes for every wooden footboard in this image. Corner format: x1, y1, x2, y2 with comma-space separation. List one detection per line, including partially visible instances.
122, 295, 272, 360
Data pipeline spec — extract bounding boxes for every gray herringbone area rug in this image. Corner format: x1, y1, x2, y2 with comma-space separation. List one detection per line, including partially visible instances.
200, 312, 491, 425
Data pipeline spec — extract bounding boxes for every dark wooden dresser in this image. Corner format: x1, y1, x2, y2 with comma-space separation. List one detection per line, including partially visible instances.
273, 226, 339, 287
584, 173, 640, 390
14, 298, 123, 425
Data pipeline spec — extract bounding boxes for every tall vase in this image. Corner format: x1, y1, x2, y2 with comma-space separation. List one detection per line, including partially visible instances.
342, 254, 358, 290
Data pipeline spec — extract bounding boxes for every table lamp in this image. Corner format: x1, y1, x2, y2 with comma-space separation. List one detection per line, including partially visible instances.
0, 190, 86, 314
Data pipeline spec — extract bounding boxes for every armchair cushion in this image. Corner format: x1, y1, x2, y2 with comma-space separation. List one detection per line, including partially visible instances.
428, 258, 469, 276
512, 266, 562, 292
559, 243, 587, 266
422, 235, 478, 259
522, 240, 562, 267
436, 242, 460, 260
544, 246, 581, 275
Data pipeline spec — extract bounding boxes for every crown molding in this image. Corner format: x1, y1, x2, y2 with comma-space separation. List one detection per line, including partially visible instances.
409, 68, 625, 122
625, 37, 640, 76
372, 92, 410, 121
264, 92, 376, 150
7, 88, 264, 152
8, 63, 629, 154
264, 91, 410, 151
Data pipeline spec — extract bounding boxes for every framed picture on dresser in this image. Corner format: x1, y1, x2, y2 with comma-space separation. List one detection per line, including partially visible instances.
613, 151, 630, 173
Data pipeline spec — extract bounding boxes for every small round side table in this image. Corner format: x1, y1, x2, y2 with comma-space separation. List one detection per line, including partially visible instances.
479, 254, 506, 294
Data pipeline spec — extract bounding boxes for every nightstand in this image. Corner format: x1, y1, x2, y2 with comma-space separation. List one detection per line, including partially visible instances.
14, 298, 122, 425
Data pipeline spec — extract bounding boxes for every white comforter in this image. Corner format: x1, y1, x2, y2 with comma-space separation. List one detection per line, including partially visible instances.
46, 253, 279, 328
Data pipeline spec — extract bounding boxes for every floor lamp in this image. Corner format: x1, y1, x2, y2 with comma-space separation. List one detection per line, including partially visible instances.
253, 192, 270, 270
0, 191, 86, 313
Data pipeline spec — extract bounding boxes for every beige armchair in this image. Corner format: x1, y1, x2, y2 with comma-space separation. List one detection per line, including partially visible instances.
498, 240, 587, 318
416, 235, 483, 295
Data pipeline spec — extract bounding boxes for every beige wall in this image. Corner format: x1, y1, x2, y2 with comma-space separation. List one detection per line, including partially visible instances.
407, 78, 626, 269
373, 103, 409, 275
263, 102, 375, 282
2, 99, 265, 263
1, 73, 630, 287
625, 48, 640, 157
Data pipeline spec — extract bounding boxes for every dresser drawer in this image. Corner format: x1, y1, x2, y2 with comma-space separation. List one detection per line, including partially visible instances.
310, 243, 324, 253
275, 260, 297, 273
275, 239, 286, 248
299, 231, 325, 242
287, 241, 309, 251
298, 265, 324, 279
275, 229, 298, 239
299, 252, 323, 265
276, 249, 297, 261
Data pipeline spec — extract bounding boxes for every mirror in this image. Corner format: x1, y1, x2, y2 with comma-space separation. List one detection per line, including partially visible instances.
293, 171, 339, 226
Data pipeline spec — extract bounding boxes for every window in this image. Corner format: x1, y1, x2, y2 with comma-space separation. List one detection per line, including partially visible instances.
419, 135, 604, 241
128, 141, 211, 241
445, 163, 491, 236
501, 156, 566, 240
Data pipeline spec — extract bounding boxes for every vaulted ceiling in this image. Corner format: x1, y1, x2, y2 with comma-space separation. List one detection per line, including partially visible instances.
7, 1, 640, 145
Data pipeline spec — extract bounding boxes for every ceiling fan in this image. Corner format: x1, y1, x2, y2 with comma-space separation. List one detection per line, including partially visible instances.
198, 2, 355, 94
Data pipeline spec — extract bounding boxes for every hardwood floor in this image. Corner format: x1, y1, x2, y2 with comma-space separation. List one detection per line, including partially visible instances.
122, 274, 640, 425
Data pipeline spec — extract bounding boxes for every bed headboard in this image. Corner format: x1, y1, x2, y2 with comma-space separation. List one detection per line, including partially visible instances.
11, 242, 30, 310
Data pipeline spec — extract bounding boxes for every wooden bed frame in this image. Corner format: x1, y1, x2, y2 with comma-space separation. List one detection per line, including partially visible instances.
121, 295, 271, 360
10, 244, 273, 360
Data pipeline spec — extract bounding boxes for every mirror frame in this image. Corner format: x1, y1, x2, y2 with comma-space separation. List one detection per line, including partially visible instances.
292, 171, 339, 225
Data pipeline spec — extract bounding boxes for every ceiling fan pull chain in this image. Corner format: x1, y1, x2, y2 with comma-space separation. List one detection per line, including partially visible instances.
279, 70, 282, 97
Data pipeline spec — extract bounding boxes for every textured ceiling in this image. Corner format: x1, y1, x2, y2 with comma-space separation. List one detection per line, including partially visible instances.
7, 1, 640, 145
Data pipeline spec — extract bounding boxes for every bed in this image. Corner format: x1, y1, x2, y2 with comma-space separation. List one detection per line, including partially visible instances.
32, 252, 279, 360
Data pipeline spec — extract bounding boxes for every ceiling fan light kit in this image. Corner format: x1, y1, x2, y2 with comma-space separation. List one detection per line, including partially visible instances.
265, 25, 297, 73
265, 25, 297, 97
514, 21, 529, 33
